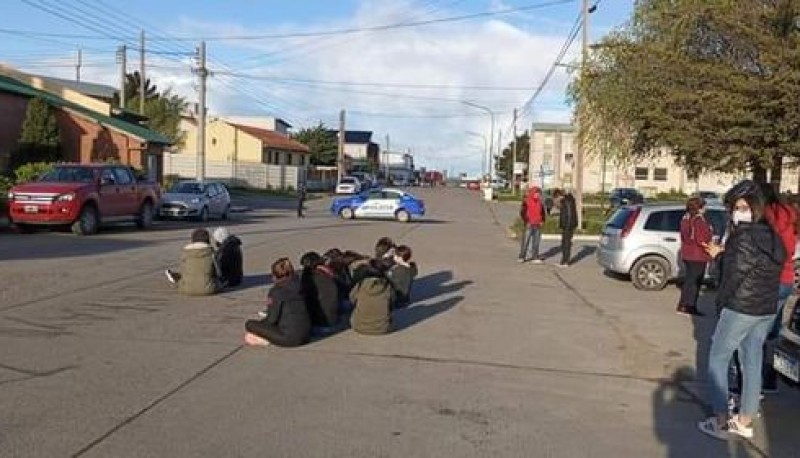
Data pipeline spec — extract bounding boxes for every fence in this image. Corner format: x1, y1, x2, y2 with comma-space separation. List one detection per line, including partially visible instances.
163, 153, 301, 190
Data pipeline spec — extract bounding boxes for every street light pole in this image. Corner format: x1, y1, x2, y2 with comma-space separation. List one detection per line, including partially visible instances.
466, 131, 488, 177
462, 101, 494, 182
574, 0, 590, 231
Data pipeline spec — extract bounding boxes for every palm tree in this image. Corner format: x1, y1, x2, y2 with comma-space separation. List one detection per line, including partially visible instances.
124, 71, 158, 103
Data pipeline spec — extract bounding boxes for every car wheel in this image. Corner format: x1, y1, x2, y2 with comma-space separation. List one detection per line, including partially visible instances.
135, 201, 154, 229
72, 205, 99, 236
340, 207, 354, 220
13, 223, 34, 234
197, 206, 209, 223
631, 256, 670, 291
221, 204, 230, 220
395, 209, 411, 223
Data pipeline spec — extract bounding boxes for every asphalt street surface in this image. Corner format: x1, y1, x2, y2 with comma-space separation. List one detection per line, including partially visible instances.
1, 188, 798, 457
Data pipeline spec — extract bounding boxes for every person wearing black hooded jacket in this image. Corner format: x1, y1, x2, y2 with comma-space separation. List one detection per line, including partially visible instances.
697, 181, 786, 441
212, 227, 243, 287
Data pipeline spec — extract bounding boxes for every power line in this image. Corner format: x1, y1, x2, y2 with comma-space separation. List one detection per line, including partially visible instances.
8, 0, 574, 42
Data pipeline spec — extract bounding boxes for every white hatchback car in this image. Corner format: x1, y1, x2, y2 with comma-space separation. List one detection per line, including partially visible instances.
336, 176, 361, 194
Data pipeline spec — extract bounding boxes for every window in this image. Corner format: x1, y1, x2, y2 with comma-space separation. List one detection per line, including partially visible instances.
207, 184, 218, 197
565, 153, 574, 163
211, 137, 217, 146
272, 152, 279, 165
367, 190, 383, 200
635, 167, 649, 181
383, 191, 402, 200
286, 153, 293, 166
654, 168, 668, 181
100, 169, 117, 185
112, 167, 133, 185
644, 210, 684, 232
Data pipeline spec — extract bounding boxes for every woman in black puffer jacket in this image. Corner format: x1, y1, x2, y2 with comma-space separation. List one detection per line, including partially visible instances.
698, 180, 786, 441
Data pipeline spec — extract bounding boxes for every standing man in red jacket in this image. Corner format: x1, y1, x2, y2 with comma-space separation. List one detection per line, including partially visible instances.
518, 186, 547, 264
676, 197, 713, 316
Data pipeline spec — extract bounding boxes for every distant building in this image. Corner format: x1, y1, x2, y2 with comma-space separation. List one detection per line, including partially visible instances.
326, 130, 380, 172
527, 122, 798, 195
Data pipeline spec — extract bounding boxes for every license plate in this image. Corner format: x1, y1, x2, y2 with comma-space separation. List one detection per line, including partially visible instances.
774, 351, 800, 382
24, 205, 38, 214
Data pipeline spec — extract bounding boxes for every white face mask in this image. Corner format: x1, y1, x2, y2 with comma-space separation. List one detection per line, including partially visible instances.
733, 210, 752, 225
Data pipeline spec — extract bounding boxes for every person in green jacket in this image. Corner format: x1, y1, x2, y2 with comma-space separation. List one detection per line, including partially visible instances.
165, 228, 222, 296
350, 259, 394, 335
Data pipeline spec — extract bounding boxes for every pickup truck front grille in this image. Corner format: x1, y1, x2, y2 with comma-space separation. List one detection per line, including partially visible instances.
13, 193, 56, 203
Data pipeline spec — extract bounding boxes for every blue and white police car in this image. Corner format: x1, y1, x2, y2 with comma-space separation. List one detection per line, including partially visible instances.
330, 188, 425, 223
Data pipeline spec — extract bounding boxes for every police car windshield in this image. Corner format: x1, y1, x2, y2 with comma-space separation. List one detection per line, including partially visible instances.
170, 182, 205, 194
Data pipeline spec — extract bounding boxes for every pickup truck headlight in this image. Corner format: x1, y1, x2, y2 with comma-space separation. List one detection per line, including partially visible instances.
7, 191, 14, 201
55, 193, 75, 202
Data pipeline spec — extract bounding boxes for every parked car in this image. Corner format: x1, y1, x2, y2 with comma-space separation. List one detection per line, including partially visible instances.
7, 164, 160, 235
775, 297, 800, 386
331, 188, 425, 223
490, 178, 508, 190
336, 176, 362, 194
696, 190, 723, 206
597, 203, 728, 290
350, 172, 374, 189
159, 180, 231, 221
609, 188, 645, 208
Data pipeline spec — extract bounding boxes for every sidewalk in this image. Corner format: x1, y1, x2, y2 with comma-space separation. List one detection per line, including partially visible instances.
487, 199, 601, 242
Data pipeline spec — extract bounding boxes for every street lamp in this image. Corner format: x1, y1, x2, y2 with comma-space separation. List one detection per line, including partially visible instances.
462, 100, 495, 182
465, 130, 488, 177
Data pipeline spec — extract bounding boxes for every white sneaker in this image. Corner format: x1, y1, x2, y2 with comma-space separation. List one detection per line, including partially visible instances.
165, 269, 177, 284
532, 259, 544, 264
727, 417, 754, 439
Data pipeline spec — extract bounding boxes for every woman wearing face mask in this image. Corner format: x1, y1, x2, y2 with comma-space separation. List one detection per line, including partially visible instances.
697, 180, 786, 440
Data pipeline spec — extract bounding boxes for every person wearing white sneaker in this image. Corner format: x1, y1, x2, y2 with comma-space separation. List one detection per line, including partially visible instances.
697, 181, 784, 442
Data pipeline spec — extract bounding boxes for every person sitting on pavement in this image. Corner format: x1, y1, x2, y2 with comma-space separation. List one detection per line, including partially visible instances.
374, 236, 396, 269
212, 227, 243, 288
387, 245, 418, 309
165, 228, 222, 296
323, 248, 350, 300
300, 251, 341, 330
350, 258, 394, 335
244, 258, 311, 347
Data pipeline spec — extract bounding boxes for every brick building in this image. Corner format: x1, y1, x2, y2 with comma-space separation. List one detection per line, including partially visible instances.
0, 72, 170, 181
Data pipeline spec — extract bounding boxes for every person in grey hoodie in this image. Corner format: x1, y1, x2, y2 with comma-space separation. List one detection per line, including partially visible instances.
165, 228, 221, 296
387, 245, 418, 309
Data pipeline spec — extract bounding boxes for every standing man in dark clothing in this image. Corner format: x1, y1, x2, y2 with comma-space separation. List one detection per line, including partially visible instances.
297, 181, 307, 218
553, 189, 578, 267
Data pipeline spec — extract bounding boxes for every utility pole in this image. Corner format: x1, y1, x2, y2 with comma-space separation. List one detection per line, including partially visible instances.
574, 0, 590, 231
117, 45, 126, 109
196, 41, 208, 182
337, 109, 346, 181
511, 108, 518, 194
75, 48, 82, 83
139, 30, 146, 115
385, 134, 390, 182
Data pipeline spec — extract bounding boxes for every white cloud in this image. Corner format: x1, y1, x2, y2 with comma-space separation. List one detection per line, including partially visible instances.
7, 0, 578, 176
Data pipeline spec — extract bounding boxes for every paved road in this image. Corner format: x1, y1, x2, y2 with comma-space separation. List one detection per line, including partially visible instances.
0, 188, 797, 457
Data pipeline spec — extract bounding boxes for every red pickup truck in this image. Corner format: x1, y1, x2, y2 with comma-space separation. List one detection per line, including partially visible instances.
7, 164, 160, 235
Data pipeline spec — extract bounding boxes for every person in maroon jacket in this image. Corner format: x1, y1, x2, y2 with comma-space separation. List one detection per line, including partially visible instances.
517, 186, 547, 264
676, 197, 713, 316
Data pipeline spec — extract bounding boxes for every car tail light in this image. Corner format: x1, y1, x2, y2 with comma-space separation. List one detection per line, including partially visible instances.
621, 207, 641, 238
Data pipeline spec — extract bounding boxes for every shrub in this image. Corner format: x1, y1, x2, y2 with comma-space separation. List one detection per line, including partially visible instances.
0, 175, 13, 195
14, 162, 54, 184
162, 174, 180, 190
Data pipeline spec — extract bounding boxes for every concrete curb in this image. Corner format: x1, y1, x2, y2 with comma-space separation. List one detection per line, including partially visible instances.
542, 234, 600, 242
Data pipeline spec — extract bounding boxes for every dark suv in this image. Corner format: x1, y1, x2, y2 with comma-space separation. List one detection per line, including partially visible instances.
609, 188, 645, 208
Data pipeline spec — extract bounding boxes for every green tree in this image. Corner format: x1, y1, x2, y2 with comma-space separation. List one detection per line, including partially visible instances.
131, 88, 187, 148
569, 0, 800, 188
497, 131, 530, 181
292, 123, 338, 166
122, 71, 158, 106
9, 97, 61, 170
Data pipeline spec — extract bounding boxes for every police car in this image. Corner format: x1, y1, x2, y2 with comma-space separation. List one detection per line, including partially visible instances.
330, 188, 425, 223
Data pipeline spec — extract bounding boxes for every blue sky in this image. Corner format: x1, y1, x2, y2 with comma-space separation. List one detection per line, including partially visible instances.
1, 0, 634, 175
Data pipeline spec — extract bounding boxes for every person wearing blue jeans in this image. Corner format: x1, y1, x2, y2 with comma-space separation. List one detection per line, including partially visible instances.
698, 181, 785, 441
517, 186, 546, 263
519, 224, 543, 263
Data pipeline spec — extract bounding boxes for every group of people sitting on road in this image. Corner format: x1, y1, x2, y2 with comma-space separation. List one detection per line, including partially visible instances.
164, 226, 243, 295
164, 231, 417, 347
242, 237, 418, 347
675, 181, 798, 441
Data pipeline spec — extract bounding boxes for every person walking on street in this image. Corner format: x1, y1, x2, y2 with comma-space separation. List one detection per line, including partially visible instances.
676, 197, 713, 317
297, 182, 307, 218
697, 180, 785, 441
553, 189, 578, 267
518, 186, 547, 264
